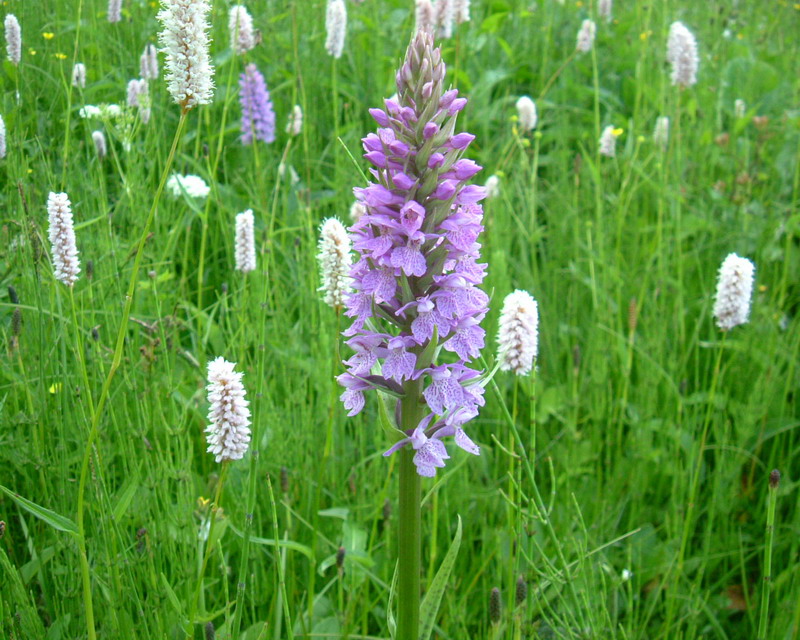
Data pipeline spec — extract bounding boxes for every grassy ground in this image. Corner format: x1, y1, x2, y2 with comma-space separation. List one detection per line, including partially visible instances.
1, 0, 798, 638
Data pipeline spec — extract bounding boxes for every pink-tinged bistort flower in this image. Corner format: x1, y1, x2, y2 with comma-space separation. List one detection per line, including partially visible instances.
713, 253, 755, 331
47, 192, 81, 287
206, 357, 251, 463
497, 290, 539, 376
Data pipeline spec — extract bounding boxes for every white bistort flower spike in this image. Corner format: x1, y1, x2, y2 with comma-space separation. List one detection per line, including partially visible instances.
72, 63, 86, 88
325, 0, 347, 59
576, 19, 596, 53
140, 43, 159, 80
666, 21, 699, 88
598, 0, 612, 22
92, 130, 107, 159
713, 253, 755, 331
599, 125, 620, 157
653, 116, 669, 150
497, 290, 539, 376
206, 357, 251, 463
455, 0, 470, 24
286, 104, 303, 136
158, 0, 215, 111
436, 0, 455, 39
515, 96, 537, 132
229, 5, 256, 55
108, 0, 122, 23
47, 192, 81, 287
415, 0, 435, 34
317, 217, 352, 309
5, 15, 21, 65
484, 174, 500, 199
0, 114, 6, 160
234, 209, 256, 273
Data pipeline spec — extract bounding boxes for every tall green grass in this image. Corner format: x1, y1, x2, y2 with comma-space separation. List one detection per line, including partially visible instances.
0, 0, 798, 638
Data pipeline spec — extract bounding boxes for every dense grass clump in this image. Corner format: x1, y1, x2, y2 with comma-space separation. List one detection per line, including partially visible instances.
0, 1, 798, 638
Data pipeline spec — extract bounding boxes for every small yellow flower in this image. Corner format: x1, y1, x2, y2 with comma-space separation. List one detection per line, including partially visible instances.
639, 30, 652, 41
612, 127, 624, 137
736, 33, 744, 40
795, 3, 800, 9
575, 0, 584, 6
27, 168, 33, 174
49, 382, 63, 394
28, 48, 37, 55
42, 32, 55, 40
637, 135, 645, 143
758, 285, 768, 292
54, 52, 67, 60
197, 496, 210, 508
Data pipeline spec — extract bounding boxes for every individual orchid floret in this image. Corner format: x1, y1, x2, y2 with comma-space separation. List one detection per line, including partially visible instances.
92, 130, 107, 159
497, 290, 539, 376
158, 0, 215, 111
317, 217, 352, 309
576, 19, 596, 53
234, 209, 256, 273
4, 15, 21, 65
599, 125, 620, 157
713, 253, 755, 331
666, 21, 699, 88
108, 0, 122, 23
415, 0, 435, 33
341, 30, 489, 477
72, 63, 86, 88
598, 0, 612, 22
286, 104, 303, 136
167, 173, 210, 199
47, 192, 81, 287
515, 96, 537, 132
229, 5, 256, 55
140, 43, 159, 80
325, 0, 347, 59
239, 63, 275, 144
653, 116, 669, 150
206, 357, 251, 463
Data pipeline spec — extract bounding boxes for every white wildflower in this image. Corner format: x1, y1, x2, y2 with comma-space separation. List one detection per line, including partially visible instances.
497, 290, 539, 376
325, 0, 347, 59
4, 14, 21, 65
92, 130, 107, 159
0, 114, 6, 160
436, 0, 455, 38
158, 0, 215, 111
516, 95, 537, 132
350, 200, 366, 222
206, 357, 251, 463
455, 0, 470, 24
234, 209, 256, 273
72, 63, 86, 89
484, 174, 500, 199
576, 19, 596, 53
140, 43, 159, 80
108, 0, 122, 23
229, 5, 256, 55
317, 217, 352, 309
666, 21, 699, 88
598, 0, 612, 22
599, 125, 620, 157
415, 0, 435, 33
734, 99, 746, 119
286, 104, 303, 136
167, 173, 210, 199
653, 116, 669, 150
47, 192, 81, 287
713, 253, 755, 331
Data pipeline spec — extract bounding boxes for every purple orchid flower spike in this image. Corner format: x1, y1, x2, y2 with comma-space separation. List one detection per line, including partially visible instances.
338, 29, 488, 477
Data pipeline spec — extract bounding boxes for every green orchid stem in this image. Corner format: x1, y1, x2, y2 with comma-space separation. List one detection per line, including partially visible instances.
397, 384, 423, 640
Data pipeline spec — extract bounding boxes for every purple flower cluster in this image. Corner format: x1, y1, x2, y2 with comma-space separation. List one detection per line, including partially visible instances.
239, 63, 275, 145
338, 30, 488, 477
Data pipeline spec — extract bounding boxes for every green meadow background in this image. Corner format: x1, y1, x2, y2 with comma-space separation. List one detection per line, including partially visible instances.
1, 0, 798, 638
